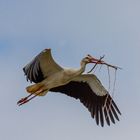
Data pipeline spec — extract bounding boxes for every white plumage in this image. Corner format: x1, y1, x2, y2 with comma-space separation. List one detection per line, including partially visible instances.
18, 48, 121, 127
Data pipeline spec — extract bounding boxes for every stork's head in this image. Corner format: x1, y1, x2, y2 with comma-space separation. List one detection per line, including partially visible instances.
81, 54, 104, 65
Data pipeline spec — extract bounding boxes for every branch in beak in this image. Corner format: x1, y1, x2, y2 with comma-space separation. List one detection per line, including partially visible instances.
87, 55, 105, 73
87, 54, 122, 73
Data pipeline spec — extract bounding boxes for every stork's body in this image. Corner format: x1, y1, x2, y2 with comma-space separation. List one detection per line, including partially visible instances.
26, 58, 87, 95
18, 49, 121, 127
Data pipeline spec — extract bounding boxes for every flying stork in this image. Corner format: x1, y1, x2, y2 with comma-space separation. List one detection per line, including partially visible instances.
17, 48, 121, 127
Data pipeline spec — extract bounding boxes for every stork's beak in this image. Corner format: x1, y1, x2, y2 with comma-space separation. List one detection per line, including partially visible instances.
87, 54, 104, 64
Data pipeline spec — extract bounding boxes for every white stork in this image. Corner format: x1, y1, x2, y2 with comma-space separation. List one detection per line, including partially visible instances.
17, 48, 121, 127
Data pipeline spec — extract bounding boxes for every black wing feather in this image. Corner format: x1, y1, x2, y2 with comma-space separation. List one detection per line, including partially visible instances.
104, 107, 110, 126
23, 56, 44, 83
50, 81, 121, 127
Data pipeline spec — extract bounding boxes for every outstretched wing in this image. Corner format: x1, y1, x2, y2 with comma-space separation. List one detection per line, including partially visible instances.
23, 49, 63, 83
50, 74, 121, 127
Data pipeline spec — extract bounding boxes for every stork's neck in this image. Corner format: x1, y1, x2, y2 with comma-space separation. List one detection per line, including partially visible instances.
65, 61, 86, 79
76, 61, 86, 75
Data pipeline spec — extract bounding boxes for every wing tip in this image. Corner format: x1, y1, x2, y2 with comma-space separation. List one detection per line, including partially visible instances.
43, 48, 51, 52
23, 67, 26, 72
41, 48, 52, 55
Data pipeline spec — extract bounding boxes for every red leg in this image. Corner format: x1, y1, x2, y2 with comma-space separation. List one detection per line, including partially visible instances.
17, 89, 44, 106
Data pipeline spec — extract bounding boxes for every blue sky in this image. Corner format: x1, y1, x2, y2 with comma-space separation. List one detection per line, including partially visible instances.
0, 0, 140, 139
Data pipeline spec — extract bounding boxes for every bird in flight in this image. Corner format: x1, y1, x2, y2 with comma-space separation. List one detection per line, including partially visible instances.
17, 48, 121, 127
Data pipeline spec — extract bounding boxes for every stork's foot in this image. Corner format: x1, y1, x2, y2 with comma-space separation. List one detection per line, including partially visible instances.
17, 94, 32, 106
17, 92, 41, 106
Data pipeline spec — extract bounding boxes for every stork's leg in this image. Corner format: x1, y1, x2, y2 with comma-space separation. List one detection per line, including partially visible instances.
17, 83, 48, 106
17, 92, 41, 106
37, 90, 48, 96
17, 94, 33, 105
17, 89, 48, 106
26, 83, 44, 94
26, 83, 48, 96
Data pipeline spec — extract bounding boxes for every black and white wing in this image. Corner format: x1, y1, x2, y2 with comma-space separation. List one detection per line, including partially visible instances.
50, 74, 121, 127
23, 49, 63, 83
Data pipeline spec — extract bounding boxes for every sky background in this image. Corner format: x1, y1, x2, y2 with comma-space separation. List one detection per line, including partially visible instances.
0, 0, 140, 140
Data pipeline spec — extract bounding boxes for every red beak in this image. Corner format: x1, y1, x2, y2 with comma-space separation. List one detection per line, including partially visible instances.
87, 54, 104, 64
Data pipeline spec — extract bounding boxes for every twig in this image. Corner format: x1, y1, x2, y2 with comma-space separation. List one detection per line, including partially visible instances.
112, 68, 117, 98
88, 55, 122, 74
102, 62, 122, 70
107, 66, 111, 92
87, 55, 105, 73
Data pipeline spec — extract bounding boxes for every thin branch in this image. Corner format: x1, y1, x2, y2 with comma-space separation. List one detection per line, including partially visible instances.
87, 55, 122, 74
87, 55, 105, 73
112, 68, 117, 98
102, 62, 122, 70
107, 66, 111, 92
